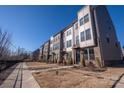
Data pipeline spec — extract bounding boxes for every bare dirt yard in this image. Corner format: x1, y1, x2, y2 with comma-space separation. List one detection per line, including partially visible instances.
26, 62, 124, 88
26, 62, 59, 70
32, 67, 124, 88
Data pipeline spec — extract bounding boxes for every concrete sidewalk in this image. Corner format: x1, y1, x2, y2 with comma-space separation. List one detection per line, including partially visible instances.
0, 62, 40, 88
0, 63, 22, 88
22, 62, 40, 88
115, 74, 124, 88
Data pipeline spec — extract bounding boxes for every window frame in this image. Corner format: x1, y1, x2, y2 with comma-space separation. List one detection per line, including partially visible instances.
83, 48, 95, 60
80, 31, 85, 42
79, 17, 84, 26
76, 35, 79, 45
75, 23, 78, 30
84, 14, 89, 24
85, 28, 91, 40
66, 40, 72, 48
66, 29, 71, 36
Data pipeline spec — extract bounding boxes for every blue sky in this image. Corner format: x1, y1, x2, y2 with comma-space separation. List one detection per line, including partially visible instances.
0, 5, 123, 52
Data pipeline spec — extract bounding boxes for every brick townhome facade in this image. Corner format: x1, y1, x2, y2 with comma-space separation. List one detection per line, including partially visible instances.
39, 5, 122, 67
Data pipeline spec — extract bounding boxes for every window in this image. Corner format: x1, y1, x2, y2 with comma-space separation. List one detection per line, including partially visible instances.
89, 48, 95, 60
76, 35, 79, 45
108, 26, 111, 30
84, 49, 88, 60
115, 42, 118, 48
80, 31, 85, 42
66, 40, 72, 48
83, 48, 95, 60
75, 23, 78, 30
106, 37, 110, 43
86, 29, 91, 40
84, 14, 89, 23
67, 30, 71, 36
53, 43, 60, 50
80, 17, 84, 26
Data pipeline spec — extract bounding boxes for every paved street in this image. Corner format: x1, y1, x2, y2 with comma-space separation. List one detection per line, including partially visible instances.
0, 62, 40, 88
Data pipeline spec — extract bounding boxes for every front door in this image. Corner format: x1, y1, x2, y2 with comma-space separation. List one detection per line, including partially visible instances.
76, 49, 80, 64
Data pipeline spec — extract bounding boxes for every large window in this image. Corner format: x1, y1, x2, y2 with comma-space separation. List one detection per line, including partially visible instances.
84, 48, 95, 60
89, 48, 95, 60
79, 17, 84, 26
84, 49, 88, 60
67, 30, 71, 36
80, 31, 85, 42
53, 43, 60, 50
84, 14, 89, 23
75, 23, 78, 30
106, 37, 110, 43
79, 14, 89, 26
85, 29, 91, 40
76, 35, 79, 45
66, 40, 72, 48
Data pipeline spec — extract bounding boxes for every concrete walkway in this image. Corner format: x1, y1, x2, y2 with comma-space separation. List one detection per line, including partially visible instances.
0, 62, 40, 88
22, 62, 40, 88
115, 74, 124, 88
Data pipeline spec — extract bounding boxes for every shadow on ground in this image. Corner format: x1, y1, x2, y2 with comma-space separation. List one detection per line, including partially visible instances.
108, 61, 124, 68
0, 63, 19, 86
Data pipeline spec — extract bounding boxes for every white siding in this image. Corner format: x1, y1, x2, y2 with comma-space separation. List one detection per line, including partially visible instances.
78, 6, 95, 48
64, 27, 73, 52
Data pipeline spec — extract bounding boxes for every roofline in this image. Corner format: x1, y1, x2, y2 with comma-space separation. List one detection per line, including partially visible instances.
40, 39, 50, 47
52, 19, 77, 37
77, 5, 87, 14
40, 19, 77, 47
62, 19, 77, 33
40, 5, 90, 47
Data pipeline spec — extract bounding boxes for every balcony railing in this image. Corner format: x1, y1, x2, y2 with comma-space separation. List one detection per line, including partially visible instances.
73, 44, 80, 49
63, 48, 66, 51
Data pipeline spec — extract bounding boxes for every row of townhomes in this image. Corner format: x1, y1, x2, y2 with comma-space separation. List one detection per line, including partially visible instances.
39, 5, 122, 67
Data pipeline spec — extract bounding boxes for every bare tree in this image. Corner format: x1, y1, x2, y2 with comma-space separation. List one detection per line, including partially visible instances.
0, 30, 12, 60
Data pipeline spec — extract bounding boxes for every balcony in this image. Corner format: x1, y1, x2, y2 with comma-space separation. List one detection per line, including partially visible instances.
73, 44, 80, 49
63, 48, 66, 52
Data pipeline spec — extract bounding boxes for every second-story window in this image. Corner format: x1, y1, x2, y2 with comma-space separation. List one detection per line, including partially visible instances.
76, 35, 79, 45
75, 23, 78, 30
53, 43, 59, 50
67, 30, 71, 36
66, 40, 72, 48
84, 14, 89, 24
80, 31, 85, 42
85, 29, 91, 40
106, 37, 110, 43
80, 17, 84, 26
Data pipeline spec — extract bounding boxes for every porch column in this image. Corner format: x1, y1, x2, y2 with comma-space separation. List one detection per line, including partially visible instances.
72, 49, 76, 64
80, 49, 86, 66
